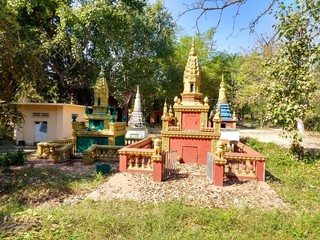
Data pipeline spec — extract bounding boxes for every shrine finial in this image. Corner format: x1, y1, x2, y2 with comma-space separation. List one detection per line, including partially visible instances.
99, 66, 106, 78
218, 75, 227, 104
189, 37, 197, 56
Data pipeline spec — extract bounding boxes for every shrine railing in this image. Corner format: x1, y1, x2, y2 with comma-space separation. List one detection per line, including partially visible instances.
125, 138, 144, 146
83, 144, 122, 165
52, 143, 73, 163
212, 140, 266, 186
118, 137, 155, 172
37, 139, 73, 160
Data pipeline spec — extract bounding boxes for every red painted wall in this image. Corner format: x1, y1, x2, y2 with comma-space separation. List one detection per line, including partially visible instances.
181, 112, 201, 130
221, 121, 234, 129
170, 138, 211, 164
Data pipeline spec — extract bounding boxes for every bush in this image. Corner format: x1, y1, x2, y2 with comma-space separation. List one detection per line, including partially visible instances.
304, 114, 320, 131
0, 149, 25, 168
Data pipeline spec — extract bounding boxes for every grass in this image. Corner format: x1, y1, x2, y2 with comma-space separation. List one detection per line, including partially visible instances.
1, 139, 319, 239
0, 166, 104, 221
244, 138, 320, 212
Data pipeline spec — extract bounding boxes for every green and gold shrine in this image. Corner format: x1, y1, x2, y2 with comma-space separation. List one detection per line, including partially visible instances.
72, 67, 126, 152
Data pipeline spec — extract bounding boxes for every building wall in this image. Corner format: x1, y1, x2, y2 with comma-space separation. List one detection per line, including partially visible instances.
61, 105, 85, 139
16, 103, 85, 145
181, 112, 201, 130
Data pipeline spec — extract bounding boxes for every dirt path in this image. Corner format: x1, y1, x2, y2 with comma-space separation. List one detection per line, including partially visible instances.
240, 128, 320, 150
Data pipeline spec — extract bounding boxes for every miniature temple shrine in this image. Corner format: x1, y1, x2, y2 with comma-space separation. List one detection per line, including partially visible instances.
72, 67, 126, 152
161, 38, 222, 164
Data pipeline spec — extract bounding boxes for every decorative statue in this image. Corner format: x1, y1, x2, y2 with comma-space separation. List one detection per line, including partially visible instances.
153, 138, 162, 156
215, 140, 225, 159
174, 96, 181, 105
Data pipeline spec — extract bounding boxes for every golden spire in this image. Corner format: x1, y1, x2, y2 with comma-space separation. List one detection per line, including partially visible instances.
218, 75, 227, 104
232, 110, 237, 121
204, 96, 209, 106
162, 101, 168, 117
93, 66, 109, 114
189, 36, 196, 56
183, 37, 201, 94
169, 105, 173, 117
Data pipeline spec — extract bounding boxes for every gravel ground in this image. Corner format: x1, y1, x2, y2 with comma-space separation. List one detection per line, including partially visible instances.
23, 159, 288, 211
84, 171, 288, 210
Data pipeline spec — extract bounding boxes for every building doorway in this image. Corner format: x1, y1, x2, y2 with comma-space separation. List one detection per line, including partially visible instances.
182, 146, 198, 163
34, 121, 47, 143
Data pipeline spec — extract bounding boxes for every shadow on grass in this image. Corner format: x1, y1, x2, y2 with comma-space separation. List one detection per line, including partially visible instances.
302, 149, 320, 164
0, 165, 99, 222
265, 170, 281, 183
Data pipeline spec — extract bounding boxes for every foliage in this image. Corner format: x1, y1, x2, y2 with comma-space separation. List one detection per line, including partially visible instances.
0, 102, 23, 138
0, 150, 25, 169
233, 49, 270, 127
304, 64, 320, 131
1, 0, 178, 111
264, 0, 320, 142
205, 51, 240, 106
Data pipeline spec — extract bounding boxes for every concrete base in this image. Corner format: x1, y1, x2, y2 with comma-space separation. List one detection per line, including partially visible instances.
220, 129, 240, 141
125, 127, 148, 139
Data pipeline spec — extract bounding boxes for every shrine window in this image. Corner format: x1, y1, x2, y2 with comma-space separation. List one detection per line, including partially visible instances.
97, 98, 101, 106
32, 112, 49, 117
190, 84, 194, 92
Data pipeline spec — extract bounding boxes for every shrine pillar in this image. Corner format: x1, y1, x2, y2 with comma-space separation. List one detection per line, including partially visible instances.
152, 138, 163, 182
213, 140, 226, 187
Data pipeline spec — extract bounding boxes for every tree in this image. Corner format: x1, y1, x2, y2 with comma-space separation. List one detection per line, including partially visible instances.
304, 64, 320, 131
233, 42, 275, 127
264, 0, 320, 157
3, 0, 178, 104
0, 2, 46, 103
90, 0, 177, 114
1, 0, 179, 131
0, 1, 45, 137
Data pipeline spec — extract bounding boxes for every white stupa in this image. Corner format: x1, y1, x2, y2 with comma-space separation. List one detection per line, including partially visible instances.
126, 85, 148, 139
128, 85, 145, 128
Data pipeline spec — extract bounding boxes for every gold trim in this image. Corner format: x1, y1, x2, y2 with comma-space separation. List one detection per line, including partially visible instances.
173, 106, 210, 112
161, 131, 220, 139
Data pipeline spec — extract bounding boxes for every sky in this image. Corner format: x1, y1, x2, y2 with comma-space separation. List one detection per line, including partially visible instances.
149, 0, 290, 53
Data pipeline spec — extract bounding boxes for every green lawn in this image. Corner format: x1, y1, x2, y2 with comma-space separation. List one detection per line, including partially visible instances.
1, 139, 319, 239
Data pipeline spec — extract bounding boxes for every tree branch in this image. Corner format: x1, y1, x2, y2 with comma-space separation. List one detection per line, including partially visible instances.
179, 0, 278, 34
